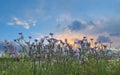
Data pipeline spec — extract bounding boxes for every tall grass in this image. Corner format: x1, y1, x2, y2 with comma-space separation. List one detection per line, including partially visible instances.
0, 32, 120, 75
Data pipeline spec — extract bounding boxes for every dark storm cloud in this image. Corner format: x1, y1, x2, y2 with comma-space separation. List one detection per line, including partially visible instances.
97, 36, 111, 43
67, 20, 95, 31
68, 20, 86, 31
59, 17, 120, 38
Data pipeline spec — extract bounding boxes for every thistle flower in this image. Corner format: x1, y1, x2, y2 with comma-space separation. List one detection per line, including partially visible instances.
14, 39, 17, 42
49, 33, 53, 36
29, 46, 32, 50
29, 36, 32, 39
103, 45, 107, 49
6, 42, 9, 45
83, 36, 87, 39
94, 42, 98, 45
90, 38, 94, 41
19, 32, 22, 35
34, 39, 38, 42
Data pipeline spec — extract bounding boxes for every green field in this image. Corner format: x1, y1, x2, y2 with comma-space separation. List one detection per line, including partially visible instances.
0, 33, 120, 75
0, 58, 120, 75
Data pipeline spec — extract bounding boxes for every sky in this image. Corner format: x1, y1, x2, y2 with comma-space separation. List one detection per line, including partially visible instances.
0, 0, 120, 48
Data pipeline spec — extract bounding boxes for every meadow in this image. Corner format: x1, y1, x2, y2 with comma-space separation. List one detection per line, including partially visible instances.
0, 32, 120, 75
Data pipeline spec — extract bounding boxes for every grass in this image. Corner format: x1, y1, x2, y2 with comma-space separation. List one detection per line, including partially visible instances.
0, 33, 120, 75
0, 58, 120, 75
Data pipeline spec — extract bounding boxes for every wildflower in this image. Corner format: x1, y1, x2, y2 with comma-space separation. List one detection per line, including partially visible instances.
94, 42, 98, 45
90, 38, 94, 41
103, 45, 107, 49
29, 46, 32, 50
18, 32, 22, 35
83, 36, 87, 39
49, 33, 54, 36
78, 40, 83, 45
14, 39, 17, 42
34, 39, 38, 42
29, 36, 32, 39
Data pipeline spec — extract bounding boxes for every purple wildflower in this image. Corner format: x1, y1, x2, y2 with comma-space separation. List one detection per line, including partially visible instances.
19, 32, 22, 35
29, 36, 32, 39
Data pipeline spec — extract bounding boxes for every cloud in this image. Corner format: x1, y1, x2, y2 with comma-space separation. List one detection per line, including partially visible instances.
7, 22, 14, 26
56, 16, 120, 48
97, 36, 111, 43
7, 17, 37, 29
56, 30, 98, 45
92, 17, 120, 36
62, 17, 120, 37
67, 20, 87, 31
61, 19, 96, 33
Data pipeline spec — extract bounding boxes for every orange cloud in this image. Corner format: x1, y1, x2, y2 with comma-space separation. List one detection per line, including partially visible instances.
55, 31, 98, 46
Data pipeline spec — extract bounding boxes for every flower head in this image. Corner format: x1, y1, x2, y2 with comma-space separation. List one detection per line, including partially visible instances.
90, 38, 94, 41
29, 36, 32, 39
19, 32, 22, 35
49, 33, 54, 36
34, 39, 38, 42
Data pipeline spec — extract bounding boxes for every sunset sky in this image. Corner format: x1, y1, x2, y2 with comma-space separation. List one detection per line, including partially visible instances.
0, 0, 120, 48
